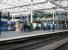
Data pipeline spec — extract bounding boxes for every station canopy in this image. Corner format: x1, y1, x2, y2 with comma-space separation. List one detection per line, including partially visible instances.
0, 0, 68, 16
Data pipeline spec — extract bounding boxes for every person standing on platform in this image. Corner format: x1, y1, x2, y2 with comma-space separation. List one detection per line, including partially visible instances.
42, 22, 46, 31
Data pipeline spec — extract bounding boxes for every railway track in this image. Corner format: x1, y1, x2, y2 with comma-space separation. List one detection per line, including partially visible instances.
0, 32, 68, 50
54, 42, 68, 50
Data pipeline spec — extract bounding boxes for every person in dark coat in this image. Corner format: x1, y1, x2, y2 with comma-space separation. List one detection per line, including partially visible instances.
23, 24, 27, 32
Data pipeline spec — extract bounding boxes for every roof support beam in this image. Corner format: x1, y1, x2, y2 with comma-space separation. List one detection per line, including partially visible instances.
49, 0, 68, 10
0, 2, 15, 6
0, 1, 48, 10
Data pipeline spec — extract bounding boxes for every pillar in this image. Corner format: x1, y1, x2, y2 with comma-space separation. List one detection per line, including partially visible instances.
53, 11, 55, 24
65, 21, 67, 29
12, 15, 14, 20
0, 11, 2, 33
27, 15, 29, 23
57, 21, 59, 30
15, 21, 20, 32
30, 0, 33, 23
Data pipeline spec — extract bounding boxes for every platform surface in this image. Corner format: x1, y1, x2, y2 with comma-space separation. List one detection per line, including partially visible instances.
0, 30, 68, 41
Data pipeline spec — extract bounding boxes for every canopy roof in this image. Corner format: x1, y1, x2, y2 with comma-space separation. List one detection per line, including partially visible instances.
0, 0, 68, 16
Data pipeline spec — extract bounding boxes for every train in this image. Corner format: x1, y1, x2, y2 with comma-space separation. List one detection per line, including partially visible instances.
32, 22, 57, 30
1, 20, 16, 31
1, 20, 8, 31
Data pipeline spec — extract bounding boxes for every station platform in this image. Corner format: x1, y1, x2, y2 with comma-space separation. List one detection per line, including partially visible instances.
0, 30, 68, 42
